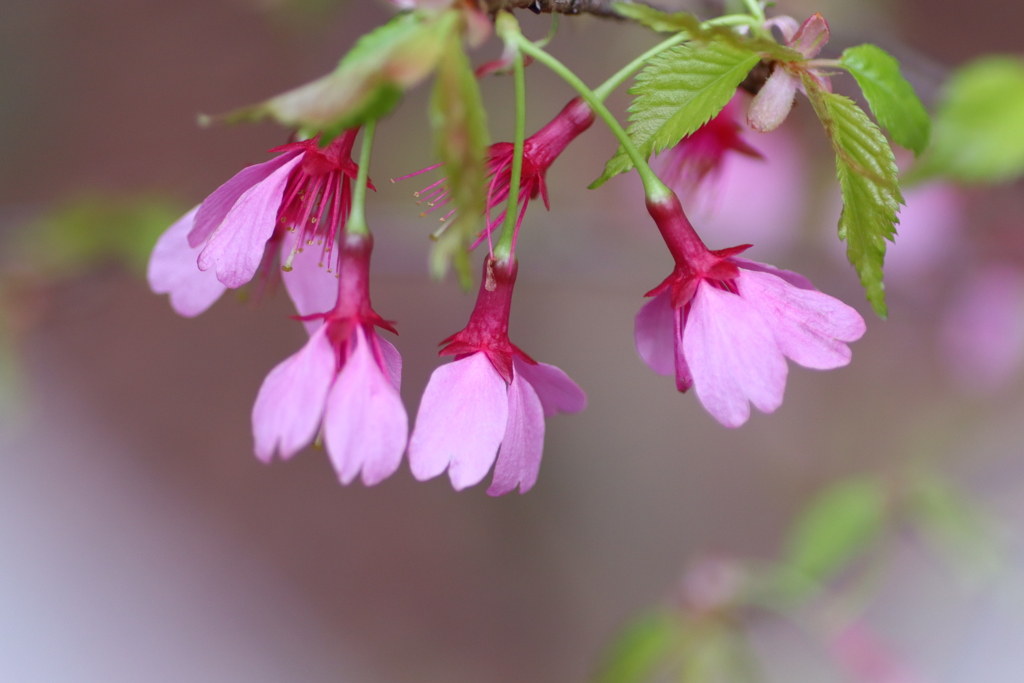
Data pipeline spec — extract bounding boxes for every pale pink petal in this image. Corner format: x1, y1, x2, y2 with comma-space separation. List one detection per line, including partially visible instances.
147, 206, 227, 317
251, 326, 335, 463
941, 266, 1024, 392
738, 269, 865, 369
408, 352, 508, 490
189, 151, 303, 247
747, 71, 798, 133
378, 337, 403, 393
730, 256, 815, 290
829, 622, 928, 683
323, 327, 408, 486
198, 154, 304, 288
790, 13, 829, 59
280, 230, 339, 333
512, 358, 586, 417
634, 291, 677, 377
683, 282, 787, 427
764, 16, 800, 42
487, 372, 545, 496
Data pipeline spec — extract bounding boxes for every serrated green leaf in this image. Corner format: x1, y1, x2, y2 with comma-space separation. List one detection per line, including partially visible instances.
840, 44, 931, 155
804, 75, 902, 317
591, 40, 759, 188
224, 9, 459, 136
427, 32, 488, 286
782, 477, 887, 590
911, 56, 1024, 183
612, 2, 697, 33
595, 611, 683, 683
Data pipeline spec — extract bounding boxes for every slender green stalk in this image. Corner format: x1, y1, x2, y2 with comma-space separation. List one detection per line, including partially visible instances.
347, 120, 375, 236
741, 0, 765, 22
494, 49, 527, 261
513, 35, 672, 203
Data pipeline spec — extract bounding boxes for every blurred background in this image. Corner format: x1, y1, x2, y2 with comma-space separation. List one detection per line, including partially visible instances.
3, 0, 1024, 681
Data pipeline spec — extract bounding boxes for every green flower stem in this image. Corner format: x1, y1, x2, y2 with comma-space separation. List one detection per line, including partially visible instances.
741, 0, 765, 22
494, 48, 527, 262
346, 119, 375, 237
512, 34, 673, 203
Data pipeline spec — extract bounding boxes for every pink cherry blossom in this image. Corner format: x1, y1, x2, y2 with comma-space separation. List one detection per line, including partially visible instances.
829, 621, 929, 683
252, 233, 408, 486
637, 193, 865, 427
748, 13, 832, 133
408, 258, 586, 495
148, 130, 364, 315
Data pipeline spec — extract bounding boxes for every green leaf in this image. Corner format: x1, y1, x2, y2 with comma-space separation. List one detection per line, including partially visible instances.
804, 75, 902, 317
591, 40, 760, 188
840, 44, 931, 155
911, 56, 1024, 183
223, 9, 460, 137
612, 2, 696, 33
595, 611, 682, 683
781, 477, 887, 590
427, 32, 489, 286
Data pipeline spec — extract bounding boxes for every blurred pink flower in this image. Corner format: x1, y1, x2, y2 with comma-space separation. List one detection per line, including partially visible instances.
408, 258, 585, 495
829, 622, 929, 683
941, 265, 1024, 392
748, 13, 832, 133
638, 194, 865, 427
148, 130, 363, 316
252, 234, 407, 486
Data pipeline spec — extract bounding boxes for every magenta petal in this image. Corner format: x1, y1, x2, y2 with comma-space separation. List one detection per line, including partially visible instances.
147, 206, 228, 317
251, 326, 335, 463
748, 71, 798, 133
730, 257, 815, 290
487, 372, 545, 496
738, 269, 866, 370
198, 154, 304, 288
408, 352, 508, 490
323, 328, 408, 486
634, 291, 677, 377
673, 304, 694, 392
683, 282, 787, 427
189, 151, 303, 247
378, 337, 403, 393
512, 357, 586, 417
280, 230, 340, 334
790, 13, 830, 59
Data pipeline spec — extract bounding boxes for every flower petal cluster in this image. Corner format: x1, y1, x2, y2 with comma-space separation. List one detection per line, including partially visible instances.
148, 131, 362, 317
252, 233, 408, 485
398, 97, 595, 246
748, 13, 832, 133
408, 258, 586, 495
637, 194, 865, 427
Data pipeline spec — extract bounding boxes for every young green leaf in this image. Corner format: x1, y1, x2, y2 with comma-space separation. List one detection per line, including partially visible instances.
804, 76, 902, 317
781, 477, 887, 591
428, 33, 489, 286
840, 44, 931, 155
911, 56, 1024, 183
591, 40, 760, 188
612, 2, 696, 33
222, 9, 460, 138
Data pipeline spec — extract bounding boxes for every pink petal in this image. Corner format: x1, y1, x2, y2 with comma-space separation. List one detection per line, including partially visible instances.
730, 256, 815, 290
408, 352, 508, 490
378, 337, 403, 393
738, 269, 866, 369
280, 230, 340, 334
147, 206, 227, 317
251, 326, 335, 463
323, 327, 408, 486
189, 151, 303, 247
747, 71, 798, 133
764, 16, 800, 42
198, 154, 304, 288
487, 371, 545, 496
790, 13, 830, 59
634, 291, 676, 377
512, 357, 586, 417
683, 282, 787, 427
673, 303, 694, 392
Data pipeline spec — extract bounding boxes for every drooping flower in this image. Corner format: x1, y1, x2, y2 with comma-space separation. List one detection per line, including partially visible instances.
252, 233, 407, 486
148, 130, 365, 316
408, 257, 586, 495
748, 13, 833, 132
396, 97, 595, 247
656, 96, 763, 198
635, 193, 865, 427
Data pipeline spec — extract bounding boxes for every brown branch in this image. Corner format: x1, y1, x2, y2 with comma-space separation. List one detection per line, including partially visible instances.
480, 0, 637, 18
